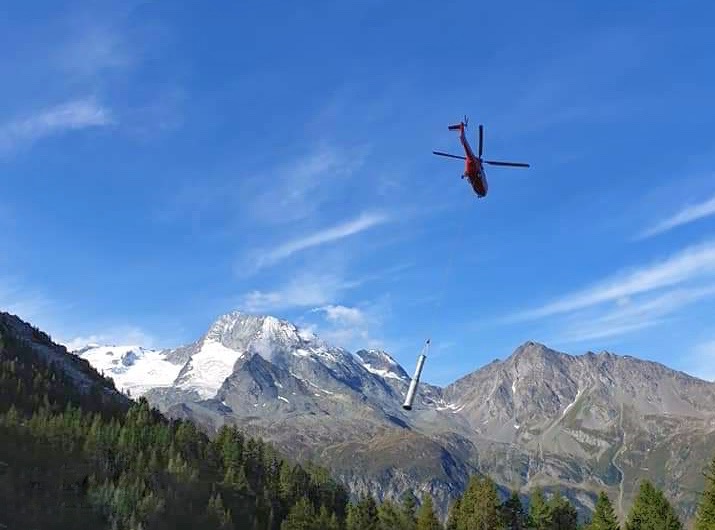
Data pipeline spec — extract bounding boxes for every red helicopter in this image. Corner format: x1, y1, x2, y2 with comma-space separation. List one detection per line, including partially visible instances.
433, 117, 530, 198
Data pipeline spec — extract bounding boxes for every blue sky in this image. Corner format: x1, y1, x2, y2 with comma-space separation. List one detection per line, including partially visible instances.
3, 1, 715, 385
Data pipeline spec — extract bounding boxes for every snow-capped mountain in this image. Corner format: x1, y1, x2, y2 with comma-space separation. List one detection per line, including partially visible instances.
75, 344, 183, 396
73, 310, 715, 523
73, 311, 438, 414
132, 311, 445, 423
173, 312, 354, 398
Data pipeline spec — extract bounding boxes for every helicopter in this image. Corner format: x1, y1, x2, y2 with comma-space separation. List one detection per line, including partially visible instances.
432, 117, 530, 198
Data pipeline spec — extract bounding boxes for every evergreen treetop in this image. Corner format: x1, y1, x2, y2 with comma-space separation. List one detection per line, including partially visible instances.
416, 495, 442, 530
625, 481, 683, 530
586, 491, 620, 530
695, 456, 715, 530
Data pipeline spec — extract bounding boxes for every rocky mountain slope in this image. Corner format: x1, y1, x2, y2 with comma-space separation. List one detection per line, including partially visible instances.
1, 311, 129, 407
75, 310, 715, 523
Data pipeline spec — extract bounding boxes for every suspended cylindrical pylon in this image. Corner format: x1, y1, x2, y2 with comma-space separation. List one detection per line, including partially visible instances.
402, 339, 430, 411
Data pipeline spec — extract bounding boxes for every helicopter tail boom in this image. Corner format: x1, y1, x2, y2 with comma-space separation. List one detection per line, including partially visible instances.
448, 115, 468, 131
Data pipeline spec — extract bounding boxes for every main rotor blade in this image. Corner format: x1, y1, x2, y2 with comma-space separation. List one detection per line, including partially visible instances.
478, 125, 483, 158
484, 160, 530, 167
433, 151, 466, 160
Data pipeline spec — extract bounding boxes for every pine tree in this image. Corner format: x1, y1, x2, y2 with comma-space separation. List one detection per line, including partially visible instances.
586, 492, 619, 530
346, 502, 360, 530
3, 404, 19, 425
455, 475, 478, 529
417, 495, 443, 530
446, 498, 461, 530
625, 480, 682, 530
401, 489, 419, 530
278, 460, 296, 502
458, 475, 502, 530
501, 491, 528, 529
316, 505, 340, 530
280, 497, 317, 530
378, 499, 404, 530
347, 496, 379, 530
548, 491, 578, 530
529, 487, 552, 530
362, 495, 380, 530
223, 464, 251, 493
696, 455, 715, 530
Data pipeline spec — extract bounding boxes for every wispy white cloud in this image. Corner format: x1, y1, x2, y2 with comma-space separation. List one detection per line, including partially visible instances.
510, 240, 715, 322
240, 273, 359, 313
638, 193, 715, 239
594, 286, 715, 323
249, 211, 390, 272
566, 320, 667, 343
159, 142, 369, 232
554, 285, 715, 344
0, 99, 112, 156
237, 256, 397, 349
247, 143, 369, 225
504, 240, 715, 346
311, 304, 371, 347
316, 304, 367, 327
309, 302, 387, 351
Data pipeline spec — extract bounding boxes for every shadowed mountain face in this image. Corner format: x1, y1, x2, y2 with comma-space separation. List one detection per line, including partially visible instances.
77, 312, 715, 523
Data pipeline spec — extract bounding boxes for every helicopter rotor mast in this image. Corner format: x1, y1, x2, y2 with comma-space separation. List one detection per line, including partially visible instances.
432, 118, 529, 168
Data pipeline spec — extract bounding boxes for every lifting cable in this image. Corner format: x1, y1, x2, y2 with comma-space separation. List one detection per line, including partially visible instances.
403, 195, 471, 411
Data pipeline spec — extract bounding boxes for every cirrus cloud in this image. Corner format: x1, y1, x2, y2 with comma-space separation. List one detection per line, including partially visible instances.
248, 211, 390, 273
638, 193, 715, 239
0, 99, 113, 156
510, 239, 715, 322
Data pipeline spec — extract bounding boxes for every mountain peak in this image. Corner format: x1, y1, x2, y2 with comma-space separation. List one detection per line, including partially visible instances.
205, 310, 319, 346
513, 339, 554, 351
357, 348, 398, 364
355, 349, 409, 381
205, 311, 296, 348
508, 340, 569, 364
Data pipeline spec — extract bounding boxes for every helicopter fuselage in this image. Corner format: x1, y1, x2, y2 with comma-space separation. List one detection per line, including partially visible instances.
465, 157, 488, 197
